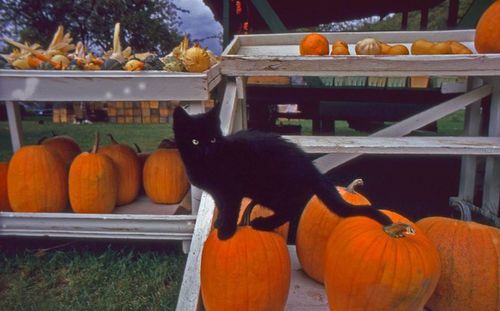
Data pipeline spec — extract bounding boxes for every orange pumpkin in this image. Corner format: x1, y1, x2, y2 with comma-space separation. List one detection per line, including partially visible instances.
143, 146, 189, 204
0, 162, 11, 211
39, 132, 81, 169
417, 217, 500, 311
69, 132, 117, 213
296, 179, 371, 283
475, 0, 500, 53
98, 134, 141, 206
8, 145, 68, 212
201, 203, 291, 311
300, 33, 329, 56
331, 40, 350, 55
324, 210, 441, 311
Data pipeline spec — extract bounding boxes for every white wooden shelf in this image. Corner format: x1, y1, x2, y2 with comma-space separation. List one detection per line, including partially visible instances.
0, 64, 221, 101
285, 136, 500, 155
0, 195, 195, 240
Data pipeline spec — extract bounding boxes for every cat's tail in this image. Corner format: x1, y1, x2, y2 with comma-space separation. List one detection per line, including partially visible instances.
314, 179, 393, 226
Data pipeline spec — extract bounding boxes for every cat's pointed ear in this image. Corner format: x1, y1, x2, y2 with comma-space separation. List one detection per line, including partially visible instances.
173, 106, 190, 123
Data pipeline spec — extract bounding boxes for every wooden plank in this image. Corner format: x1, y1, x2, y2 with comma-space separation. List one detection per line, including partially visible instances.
176, 193, 215, 311
247, 76, 290, 85
220, 80, 238, 135
313, 84, 493, 173
285, 136, 500, 155
5, 101, 24, 151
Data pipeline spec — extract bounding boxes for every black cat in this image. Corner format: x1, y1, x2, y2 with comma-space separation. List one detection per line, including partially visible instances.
173, 105, 392, 240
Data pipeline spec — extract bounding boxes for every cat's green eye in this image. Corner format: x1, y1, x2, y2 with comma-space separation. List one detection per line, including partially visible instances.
210, 138, 216, 143
192, 139, 199, 145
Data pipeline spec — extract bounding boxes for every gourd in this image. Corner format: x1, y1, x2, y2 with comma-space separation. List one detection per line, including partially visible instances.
38, 131, 81, 169
8, 145, 68, 212
102, 23, 130, 70
299, 33, 329, 56
447, 41, 473, 54
143, 141, 189, 204
324, 210, 441, 311
98, 134, 141, 206
69, 132, 117, 213
417, 217, 500, 311
182, 43, 211, 72
162, 56, 186, 72
331, 40, 350, 55
201, 203, 291, 311
411, 39, 452, 55
355, 38, 381, 55
0, 162, 11, 211
123, 59, 144, 71
474, 0, 500, 53
379, 42, 410, 55
143, 55, 165, 70
296, 179, 370, 283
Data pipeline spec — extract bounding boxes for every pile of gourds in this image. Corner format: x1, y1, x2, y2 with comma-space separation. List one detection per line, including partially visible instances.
200, 179, 500, 311
0, 132, 189, 214
1, 23, 218, 73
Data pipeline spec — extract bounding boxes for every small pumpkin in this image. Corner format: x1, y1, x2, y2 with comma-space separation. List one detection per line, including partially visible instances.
8, 145, 68, 212
296, 179, 371, 283
355, 38, 381, 55
50, 54, 70, 69
201, 203, 291, 311
182, 43, 211, 72
69, 132, 117, 213
474, 0, 500, 53
0, 162, 11, 211
124, 59, 144, 71
98, 134, 141, 206
446, 40, 473, 54
300, 33, 329, 56
143, 140, 188, 204
411, 39, 452, 55
39, 131, 81, 169
417, 217, 500, 311
324, 210, 441, 310
331, 40, 350, 55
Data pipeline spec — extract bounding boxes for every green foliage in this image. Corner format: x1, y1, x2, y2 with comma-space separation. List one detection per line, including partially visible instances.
0, 241, 186, 310
0, 0, 186, 54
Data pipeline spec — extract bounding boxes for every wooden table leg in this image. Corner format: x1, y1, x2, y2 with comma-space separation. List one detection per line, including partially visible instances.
6, 101, 24, 152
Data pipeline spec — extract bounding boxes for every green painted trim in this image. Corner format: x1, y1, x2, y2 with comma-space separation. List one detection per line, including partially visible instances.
250, 0, 287, 32
223, 0, 230, 47
459, 0, 494, 28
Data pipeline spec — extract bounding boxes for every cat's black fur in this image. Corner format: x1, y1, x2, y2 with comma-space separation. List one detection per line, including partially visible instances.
173, 105, 392, 240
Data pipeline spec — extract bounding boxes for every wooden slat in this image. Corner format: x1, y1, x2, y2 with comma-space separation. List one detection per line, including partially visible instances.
285, 136, 500, 155
5, 101, 24, 151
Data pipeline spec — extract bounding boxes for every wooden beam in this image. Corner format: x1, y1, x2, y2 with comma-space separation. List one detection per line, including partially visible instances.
448, 0, 459, 28
250, 0, 287, 33
420, 7, 429, 30
5, 101, 24, 151
401, 11, 409, 30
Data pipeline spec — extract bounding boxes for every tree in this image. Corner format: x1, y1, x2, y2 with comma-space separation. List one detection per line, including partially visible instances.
0, 0, 187, 55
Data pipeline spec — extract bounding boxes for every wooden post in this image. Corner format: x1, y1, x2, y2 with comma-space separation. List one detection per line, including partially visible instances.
5, 101, 24, 151
420, 7, 429, 30
447, 0, 459, 28
401, 11, 409, 30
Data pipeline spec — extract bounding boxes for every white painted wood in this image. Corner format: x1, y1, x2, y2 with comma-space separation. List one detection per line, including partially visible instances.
0, 67, 220, 101
482, 78, 500, 216
5, 101, 23, 151
113, 195, 184, 215
287, 245, 329, 310
0, 211, 196, 240
235, 76, 248, 130
220, 80, 238, 135
313, 84, 493, 173
459, 78, 483, 202
176, 192, 215, 311
285, 136, 500, 155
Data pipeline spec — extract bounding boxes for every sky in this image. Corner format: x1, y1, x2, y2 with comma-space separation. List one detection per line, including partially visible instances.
173, 0, 223, 54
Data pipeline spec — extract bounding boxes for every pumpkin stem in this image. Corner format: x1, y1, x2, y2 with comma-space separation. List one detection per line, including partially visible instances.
239, 200, 258, 226
383, 222, 416, 238
134, 143, 142, 153
37, 136, 48, 144
91, 131, 100, 154
158, 138, 177, 149
107, 133, 119, 145
346, 178, 364, 193
51, 130, 57, 137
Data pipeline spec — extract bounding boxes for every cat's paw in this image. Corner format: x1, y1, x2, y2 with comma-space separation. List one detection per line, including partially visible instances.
250, 217, 276, 231
217, 224, 237, 240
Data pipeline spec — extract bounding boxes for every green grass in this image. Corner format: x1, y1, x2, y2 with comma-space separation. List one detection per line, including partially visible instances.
0, 240, 186, 311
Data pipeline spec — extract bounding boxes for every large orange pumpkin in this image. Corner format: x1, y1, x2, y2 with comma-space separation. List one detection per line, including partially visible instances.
238, 197, 290, 240
296, 179, 370, 283
201, 204, 291, 311
417, 216, 500, 311
300, 33, 329, 56
39, 132, 81, 169
143, 146, 189, 204
98, 134, 141, 206
0, 162, 11, 211
8, 145, 68, 212
475, 0, 500, 53
69, 132, 117, 213
324, 210, 441, 311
